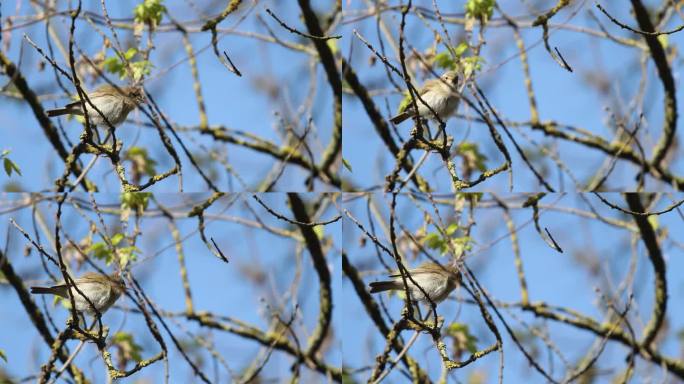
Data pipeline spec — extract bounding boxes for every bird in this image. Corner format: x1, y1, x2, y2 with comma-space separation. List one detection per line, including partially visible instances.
390, 71, 461, 125
46, 84, 144, 127
369, 261, 461, 304
30, 271, 126, 315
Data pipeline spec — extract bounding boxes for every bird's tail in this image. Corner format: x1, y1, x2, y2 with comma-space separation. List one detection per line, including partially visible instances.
390, 111, 412, 124
369, 280, 401, 293
46, 108, 82, 117
30, 286, 56, 294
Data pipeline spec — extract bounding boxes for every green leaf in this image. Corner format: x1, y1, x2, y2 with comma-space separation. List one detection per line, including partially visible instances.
121, 192, 152, 212
452, 236, 473, 245
465, 0, 495, 23
423, 232, 444, 250
113, 332, 143, 362
658, 34, 668, 49
55, 295, 71, 310
127, 147, 148, 157
9, 160, 21, 176
456, 142, 488, 172
111, 233, 125, 246
396, 90, 412, 114
134, 0, 166, 27
103, 56, 124, 78
313, 225, 325, 241
342, 158, 353, 173
446, 322, 478, 354
648, 215, 659, 231
454, 42, 469, 57
0, 348, 6, 363
87, 232, 139, 267
124, 48, 138, 61
446, 223, 459, 236
118, 246, 140, 269
125, 147, 158, 176
121, 248, 134, 266
462, 56, 485, 77
3, 158, 13, 176
87, 242, 114, 264
341, 372, 359, 384
86, 242, 107, 258
327, 39, 338, 55
434, 51, 456, 70
462, 192, 483, 205
131, 60, 153, 81
103, 49, 152, 80
1, 150, 21, 177
451, 236, 473, 255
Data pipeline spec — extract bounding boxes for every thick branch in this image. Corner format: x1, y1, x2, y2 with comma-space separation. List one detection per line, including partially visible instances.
287, 193, 333, 360
624, 193, 667, 348
630, 0, 677, 167
188, 312, 342, 380
198, 126, 340, 187
296, 0, 342, 184
523, 302, 684, 379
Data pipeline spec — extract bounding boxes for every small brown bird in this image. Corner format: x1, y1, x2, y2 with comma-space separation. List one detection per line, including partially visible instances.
30, 271, 126, 315
390, 71, 460, 125
369, 261, 461, 304
46, 84, 144, 127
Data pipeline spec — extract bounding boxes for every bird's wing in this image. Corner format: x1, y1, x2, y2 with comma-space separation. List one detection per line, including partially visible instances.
80, 271, 104, 280
388, 269, 432, 278
418, 84, 432, 96
419, 78, 441, 96
63, 101, 82, 109
398, 82, 434, 112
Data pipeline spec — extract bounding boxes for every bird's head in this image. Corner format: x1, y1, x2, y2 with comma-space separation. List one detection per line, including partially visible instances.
125, 86, 145, 105
441, 70, 459, 87
108, 271, 127, 292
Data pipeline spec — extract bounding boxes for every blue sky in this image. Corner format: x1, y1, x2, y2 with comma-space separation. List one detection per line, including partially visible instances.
342, 193, 684, 383
341, 1, 684, 191
1, 0, 337, 192
0, 193, 342, 382
2, 0, 684, 383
